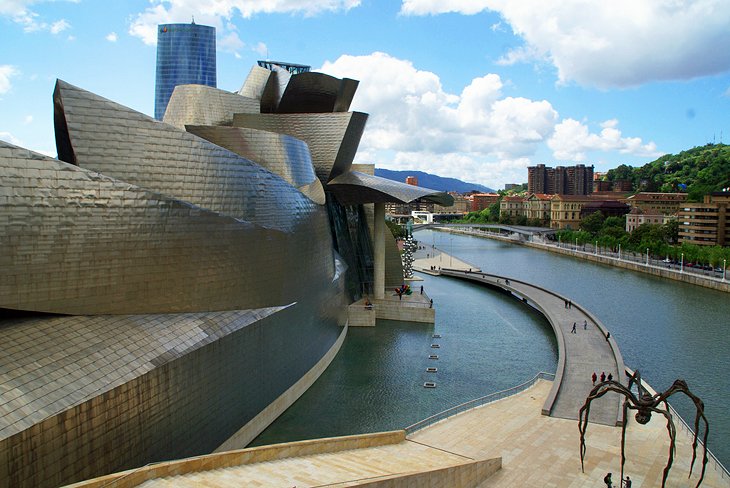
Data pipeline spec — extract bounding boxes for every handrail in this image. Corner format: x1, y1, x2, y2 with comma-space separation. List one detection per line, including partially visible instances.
405, 371, 555, 434
624, 367, 730, 481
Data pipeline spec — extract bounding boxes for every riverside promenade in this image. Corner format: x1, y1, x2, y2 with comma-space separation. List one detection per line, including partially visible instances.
412, 243, 623, 425
438, 268, 624, 426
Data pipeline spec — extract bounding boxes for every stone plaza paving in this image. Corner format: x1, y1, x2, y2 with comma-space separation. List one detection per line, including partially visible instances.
72, 380, 728, 487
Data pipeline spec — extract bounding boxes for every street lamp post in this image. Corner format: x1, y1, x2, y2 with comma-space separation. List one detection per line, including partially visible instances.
558, 235, 561, 248
618, 244, 621, 260
723, 259, 727, 282
646, 248, 649, 266
680, 252, 684, 274
575, 238, 578, 254
595, 240, 598, 255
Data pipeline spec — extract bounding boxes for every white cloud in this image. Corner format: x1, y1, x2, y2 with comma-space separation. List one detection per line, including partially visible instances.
218, 31, 244, 54
401, 0, 730, 88
49, 18, 69, 34
0, 131, 23, 146
23, 115, 33, 124
400, 0, 491, 15
106, 32, 118, 42
128, 0, 361, 45
253, 41, 268, 57
548, 118, 662, 161
320, 52, 557, 187
0, 65, 20, 94
1, 1, 76, 34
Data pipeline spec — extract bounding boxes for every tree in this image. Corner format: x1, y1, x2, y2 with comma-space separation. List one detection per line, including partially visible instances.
487, 202, 500, 222
385, 219, 405, 239
663, 219, 679, 244
579, 211, 605, 235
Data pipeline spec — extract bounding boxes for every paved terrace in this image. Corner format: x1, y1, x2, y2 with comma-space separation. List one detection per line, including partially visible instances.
69, 379, 729, 487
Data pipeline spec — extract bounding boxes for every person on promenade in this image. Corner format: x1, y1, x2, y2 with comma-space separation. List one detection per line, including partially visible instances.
607, 373, 613, 382
429, 299, 433, 308
584, 320, 588, 330
420, 285, 424, 294
623, 475, 632, 487
592, 372, 597, 385
564, 299, 568, 309
600, 372, 606, 382
604, 472, 613, 487
571, 322, 577, 334
606, 331, 611, 341
568, 300, 572, 309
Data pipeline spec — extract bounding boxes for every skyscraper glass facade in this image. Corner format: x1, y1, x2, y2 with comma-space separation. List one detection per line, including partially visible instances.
154, 23, 216, 120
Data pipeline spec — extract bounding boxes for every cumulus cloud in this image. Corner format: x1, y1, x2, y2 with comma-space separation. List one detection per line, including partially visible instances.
49, 19, 69, 34
401, 0, 730, 88
0, 65, 20, 94
106, 32, 118, 42
548, 118, 662, 161
128, 0, 361, 45
1, 1, 76, 34
320, 52, 557, 184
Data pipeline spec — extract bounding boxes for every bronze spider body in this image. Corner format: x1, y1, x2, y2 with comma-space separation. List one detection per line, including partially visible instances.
578, 370, 709, 487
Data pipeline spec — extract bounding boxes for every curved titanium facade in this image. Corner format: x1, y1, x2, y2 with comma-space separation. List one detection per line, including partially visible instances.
277, 71, 359, 113
0, 67, 365, 488
0, 60, 417, 488
163, 84, 259, 129
154, 23, 216, 120
233, 112, 368, 182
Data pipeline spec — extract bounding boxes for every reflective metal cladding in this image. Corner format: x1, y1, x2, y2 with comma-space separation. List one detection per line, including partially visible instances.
0, 60, 381, 488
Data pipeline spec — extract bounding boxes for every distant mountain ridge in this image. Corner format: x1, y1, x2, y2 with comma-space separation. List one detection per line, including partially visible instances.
374, 169, 494, 193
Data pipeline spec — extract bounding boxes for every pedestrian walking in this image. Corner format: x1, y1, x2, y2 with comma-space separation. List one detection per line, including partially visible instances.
600, 371, 606, 382
429, 299, 433, 308
571, 322, 577, 334
583, 320, 587, 330
592, 372, 597, 385
604, 472, 613, 487
607, 373, 613, 382
568, 300, 572, 309
420, 285, 423, 295
564, 299, 568, 309
623, 475, 632, 488
606, 331, 611, 341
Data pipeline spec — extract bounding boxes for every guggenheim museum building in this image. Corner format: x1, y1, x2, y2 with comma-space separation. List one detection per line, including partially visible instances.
0, 34, 453, 487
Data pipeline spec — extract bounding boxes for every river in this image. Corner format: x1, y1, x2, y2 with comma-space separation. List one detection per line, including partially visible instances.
252, 229, 730, 467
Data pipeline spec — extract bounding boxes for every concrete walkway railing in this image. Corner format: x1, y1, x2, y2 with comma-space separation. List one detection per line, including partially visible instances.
439, 269, 624, 427
405, 372, 555, 435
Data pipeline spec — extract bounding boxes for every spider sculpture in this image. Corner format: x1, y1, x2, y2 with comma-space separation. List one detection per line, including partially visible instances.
578, 370, 709, 488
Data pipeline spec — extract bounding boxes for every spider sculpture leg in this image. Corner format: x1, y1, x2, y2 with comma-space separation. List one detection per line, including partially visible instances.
578, 380, 635, 473
656, 382, 709, 487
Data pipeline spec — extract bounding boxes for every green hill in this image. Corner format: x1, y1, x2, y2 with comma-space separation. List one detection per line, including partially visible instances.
606, 143, 730, 201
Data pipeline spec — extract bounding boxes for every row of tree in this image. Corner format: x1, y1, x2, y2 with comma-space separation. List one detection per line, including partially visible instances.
554, 211, 730, 267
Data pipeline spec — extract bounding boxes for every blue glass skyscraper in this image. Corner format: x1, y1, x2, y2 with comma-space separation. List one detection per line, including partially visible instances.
155, 22, 216, 120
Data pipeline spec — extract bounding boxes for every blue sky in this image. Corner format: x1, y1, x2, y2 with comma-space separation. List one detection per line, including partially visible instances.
1, 0, 729, 189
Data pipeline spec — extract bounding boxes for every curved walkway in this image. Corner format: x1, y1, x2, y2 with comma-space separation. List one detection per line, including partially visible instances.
438, 268, 624, 426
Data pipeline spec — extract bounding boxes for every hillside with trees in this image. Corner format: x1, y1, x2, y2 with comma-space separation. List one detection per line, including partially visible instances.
606, 143, 730, 200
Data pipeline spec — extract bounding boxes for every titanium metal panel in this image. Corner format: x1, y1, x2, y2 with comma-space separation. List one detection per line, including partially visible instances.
0, 142, 334, 315
326, 171, 455, 206
277, 72, 359, 113
163, 84, 259, 129
53, 80, 318, 233
232, 112, 368, 183
185, 125, 325, 204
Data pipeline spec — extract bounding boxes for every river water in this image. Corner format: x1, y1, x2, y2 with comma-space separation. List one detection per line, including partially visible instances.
252, 229, 730, 467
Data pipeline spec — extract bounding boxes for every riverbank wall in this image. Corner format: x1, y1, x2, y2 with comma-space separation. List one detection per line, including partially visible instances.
434, 227, 730, 294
